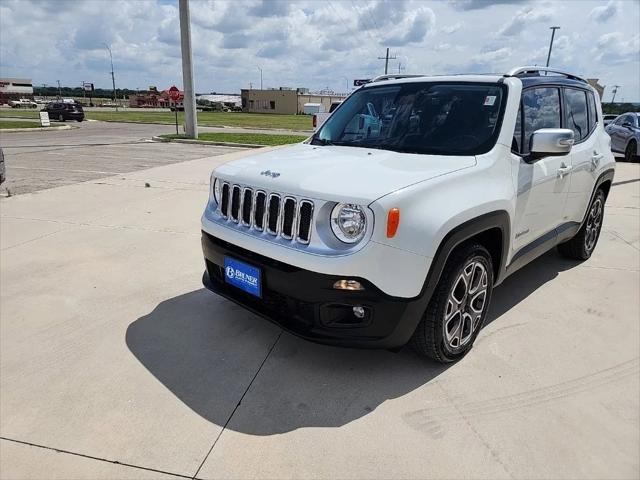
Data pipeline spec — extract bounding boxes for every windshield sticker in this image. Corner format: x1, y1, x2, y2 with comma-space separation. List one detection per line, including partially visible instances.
484, 95, 497, 106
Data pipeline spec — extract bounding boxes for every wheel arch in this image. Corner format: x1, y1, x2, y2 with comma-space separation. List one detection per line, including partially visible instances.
418, 210, 511, 305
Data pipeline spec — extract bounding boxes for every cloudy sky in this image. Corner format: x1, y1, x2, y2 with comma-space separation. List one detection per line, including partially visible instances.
1, 0, 639, 101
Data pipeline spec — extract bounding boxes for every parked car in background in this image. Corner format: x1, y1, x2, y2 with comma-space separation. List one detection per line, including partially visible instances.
0, 148, 5, 185
605, 112, 639, 162
201, 66, 615, 363
42, 102, 85, 122
603, 114, 617, 127
313, 101, 343, 130
9, 98, 38, 108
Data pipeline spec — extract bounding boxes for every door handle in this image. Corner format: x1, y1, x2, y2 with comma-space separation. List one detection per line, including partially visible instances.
557, 164, 572, 179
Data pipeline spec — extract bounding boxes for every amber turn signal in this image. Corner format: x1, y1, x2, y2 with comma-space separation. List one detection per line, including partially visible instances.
387, 208, 400, 238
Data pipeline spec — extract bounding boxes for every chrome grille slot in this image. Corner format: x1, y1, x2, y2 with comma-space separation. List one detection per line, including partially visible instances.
253, 191, 266, 231
220, 183, 230, 217
230, 185, 241, 222
241, 188, 253, 226
297, 201, 313, 244
281, 197, 296, 239
214, 180, 314, 245
266, 194, 281, 235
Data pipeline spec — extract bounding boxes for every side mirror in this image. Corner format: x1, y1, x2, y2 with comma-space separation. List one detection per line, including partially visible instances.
528, 128, 574, 162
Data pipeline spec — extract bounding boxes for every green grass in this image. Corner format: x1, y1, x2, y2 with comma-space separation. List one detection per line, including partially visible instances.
0, 110, 40, 119
161, 132, 308, 146
0, 120, 43, 129
0, 109, 313, 130
91, 111, 312, 130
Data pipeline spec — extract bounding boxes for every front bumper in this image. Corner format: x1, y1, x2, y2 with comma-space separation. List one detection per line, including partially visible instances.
201, 232, 427, 349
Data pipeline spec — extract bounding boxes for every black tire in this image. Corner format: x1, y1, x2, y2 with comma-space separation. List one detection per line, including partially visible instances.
558, 189, 605, 260
58, 114, 65, 122
410, 243, 494, 363
625, 141, 639, 163
76, 118, 83, 122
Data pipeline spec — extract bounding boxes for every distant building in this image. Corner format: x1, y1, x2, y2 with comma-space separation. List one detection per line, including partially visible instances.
241, 87, 347, 114
587, 79, 605, 100
0, 77, 34, 104
129, 87, 184, 108
197, 93, 241, 108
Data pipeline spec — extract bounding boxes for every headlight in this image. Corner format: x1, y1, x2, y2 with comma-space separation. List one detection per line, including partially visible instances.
330, 203, 367, 243
213, 176, 221, 203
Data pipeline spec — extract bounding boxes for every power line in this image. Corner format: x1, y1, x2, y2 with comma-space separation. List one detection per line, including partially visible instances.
378, 48, 397, 75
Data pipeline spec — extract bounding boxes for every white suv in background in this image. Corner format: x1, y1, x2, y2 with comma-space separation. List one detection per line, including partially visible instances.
201, 66, 615, 363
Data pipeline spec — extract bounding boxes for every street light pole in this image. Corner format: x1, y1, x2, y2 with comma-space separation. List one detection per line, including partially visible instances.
179, 0, 198, 138
257, 66, 263, 90
56, 80, 61, 98
103, 43, 118, 111
545, 26, 560, 67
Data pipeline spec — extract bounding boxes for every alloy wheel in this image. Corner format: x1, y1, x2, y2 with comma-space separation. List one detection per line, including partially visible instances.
585, 197, 603, 253
443, 259, 488, 349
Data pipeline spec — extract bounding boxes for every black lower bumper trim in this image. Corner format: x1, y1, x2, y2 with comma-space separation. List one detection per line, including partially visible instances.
201, 232, 427, 349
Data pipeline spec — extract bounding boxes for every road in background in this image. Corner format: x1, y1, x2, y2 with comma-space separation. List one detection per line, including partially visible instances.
0, 121, 249, 195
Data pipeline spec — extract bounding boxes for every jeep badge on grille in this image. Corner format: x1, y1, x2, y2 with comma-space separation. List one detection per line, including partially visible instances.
260, 170, 280, 178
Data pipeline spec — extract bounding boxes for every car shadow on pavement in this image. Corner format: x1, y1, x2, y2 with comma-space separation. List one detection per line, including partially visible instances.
126, 249, 581, 436
487, 248, 580, 325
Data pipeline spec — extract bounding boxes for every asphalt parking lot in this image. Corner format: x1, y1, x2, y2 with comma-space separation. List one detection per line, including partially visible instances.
0, 121, 247, 195
0, 140, 639, 478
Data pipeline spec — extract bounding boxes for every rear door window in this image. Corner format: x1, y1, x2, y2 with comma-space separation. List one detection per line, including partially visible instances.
521, 87, 561, 154
564, 88, 589, 141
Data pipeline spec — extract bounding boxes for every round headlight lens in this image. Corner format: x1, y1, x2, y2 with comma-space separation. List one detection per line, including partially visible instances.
213, 177, 221, 204
330, 203, 367, 243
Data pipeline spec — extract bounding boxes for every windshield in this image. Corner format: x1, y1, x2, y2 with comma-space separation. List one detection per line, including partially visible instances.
313, 82, 506, 155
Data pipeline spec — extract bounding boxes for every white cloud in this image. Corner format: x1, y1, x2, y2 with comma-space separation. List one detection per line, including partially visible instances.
589, 1, 619, 22
0, 0, 638, 101
498, 5, 553, 36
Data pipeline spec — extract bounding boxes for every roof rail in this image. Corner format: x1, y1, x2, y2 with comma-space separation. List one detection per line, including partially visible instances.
505, 66, 587, 84
370, 74, 426, 83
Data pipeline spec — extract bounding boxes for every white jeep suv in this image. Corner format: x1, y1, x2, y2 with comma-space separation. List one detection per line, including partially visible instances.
201, 67, 615, 363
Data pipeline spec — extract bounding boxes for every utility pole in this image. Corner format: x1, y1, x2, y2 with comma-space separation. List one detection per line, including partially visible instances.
103, 43, 118, 111
611, 85, 621, 103
56, 80, 61, 98
179, 0, 198, 138
397, 62, 405, 74
257, 66, 263, 90
378, 48, 397, 75
545, 26, 560, 67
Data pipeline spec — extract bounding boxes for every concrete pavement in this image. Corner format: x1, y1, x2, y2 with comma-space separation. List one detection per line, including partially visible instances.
0, 151, 638, 479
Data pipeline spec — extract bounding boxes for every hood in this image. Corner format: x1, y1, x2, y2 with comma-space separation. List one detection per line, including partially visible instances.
214, 143, 475, 204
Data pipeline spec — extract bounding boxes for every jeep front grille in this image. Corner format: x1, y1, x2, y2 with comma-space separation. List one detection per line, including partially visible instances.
219, 182, 314, 244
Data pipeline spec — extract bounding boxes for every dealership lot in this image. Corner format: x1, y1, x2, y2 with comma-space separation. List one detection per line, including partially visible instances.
0, 138, 638, 478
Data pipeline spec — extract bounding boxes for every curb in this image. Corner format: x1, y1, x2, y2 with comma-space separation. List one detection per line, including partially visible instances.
0, 124, 74, 133
151, 136, 265, 149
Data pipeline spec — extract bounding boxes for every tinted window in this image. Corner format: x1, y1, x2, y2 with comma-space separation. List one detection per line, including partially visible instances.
522, 87, 561, 154
512, 103, 523, 153
314, 82, 506, 156
587, 91, 597, 132
565, 88, 588, 141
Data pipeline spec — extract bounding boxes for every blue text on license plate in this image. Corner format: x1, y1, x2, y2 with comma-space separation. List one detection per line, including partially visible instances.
224, 257, 262, 298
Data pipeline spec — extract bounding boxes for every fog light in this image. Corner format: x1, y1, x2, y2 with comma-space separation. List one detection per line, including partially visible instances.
352, 306, 365, 319
333, 279, 364, 291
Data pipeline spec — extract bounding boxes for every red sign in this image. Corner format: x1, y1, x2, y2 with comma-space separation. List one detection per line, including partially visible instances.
168, 85, 181, 102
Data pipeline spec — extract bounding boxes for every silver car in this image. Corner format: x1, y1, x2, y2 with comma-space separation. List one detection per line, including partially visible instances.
605, 112, 639, 162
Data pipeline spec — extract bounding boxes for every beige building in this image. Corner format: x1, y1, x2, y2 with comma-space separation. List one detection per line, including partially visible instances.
241, 87, 347, 114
